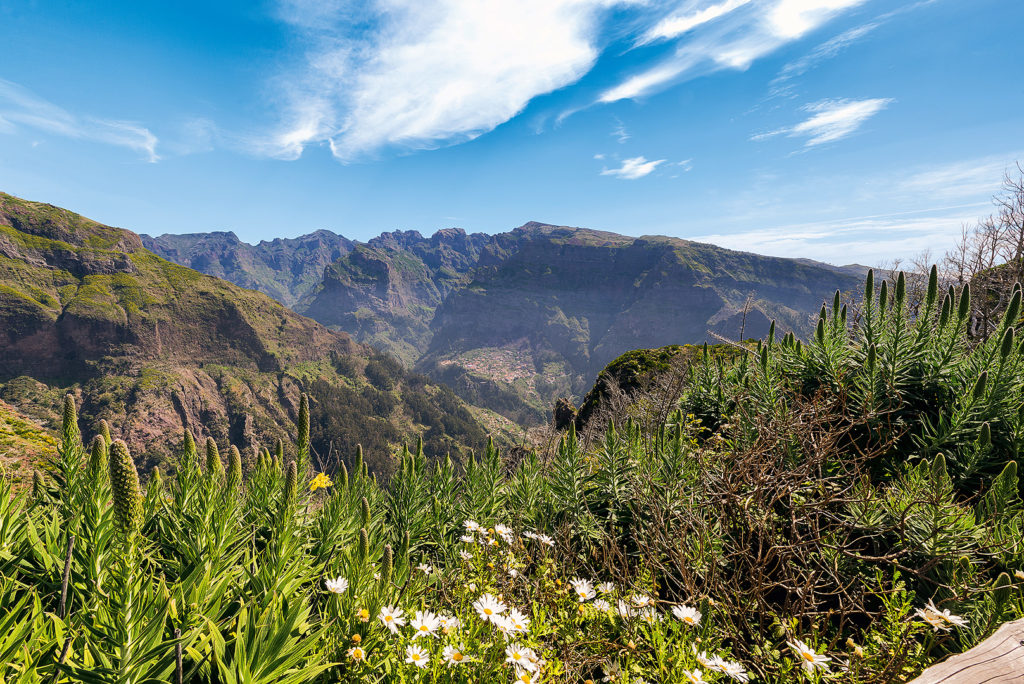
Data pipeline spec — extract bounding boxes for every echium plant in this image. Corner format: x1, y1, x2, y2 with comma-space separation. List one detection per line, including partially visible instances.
108, 439, 143, 536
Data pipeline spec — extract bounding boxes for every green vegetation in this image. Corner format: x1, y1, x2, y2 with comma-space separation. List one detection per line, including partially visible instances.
3, 267, 1023, 683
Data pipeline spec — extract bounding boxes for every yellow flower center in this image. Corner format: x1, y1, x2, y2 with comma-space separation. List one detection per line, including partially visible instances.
484, 608, 493, 615
420, 625, 428, 631
453, 652, 463, 661
385, 616, 393, 622
802, 651, 816, 662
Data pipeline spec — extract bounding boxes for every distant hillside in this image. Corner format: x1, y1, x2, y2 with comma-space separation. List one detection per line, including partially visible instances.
418, 223, 864, 421
143, 220, 864, 425
0, 192, 486, 475
301, 229, 492, 364
142, 229, 353, 307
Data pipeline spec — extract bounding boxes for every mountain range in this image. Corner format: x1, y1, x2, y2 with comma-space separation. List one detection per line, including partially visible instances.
145, 222, 867, 422
0, 192, 487, 475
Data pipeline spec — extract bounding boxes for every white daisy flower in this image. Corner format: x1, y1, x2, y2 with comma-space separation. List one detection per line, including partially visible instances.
592, 598, 611, 612
672, 604, 702, 627
639, 606, 661, 623
513, 669, 536, 684
410, 610, 439, 639
404, 643, 429, 668
324, 576, 349, 594
347, 645, 366, 662
683, 668, 707, 684
459, 550, 473, 560
915, 599, 968, 631
617, 599, 633, 619
464, 520, 482, 534
597, 581, 616, 594
631, 593, 653, 608
523, 530, 538, 540
437, 614, 460, 633
442, 644, 470, 665
460, 534, 476, 543
379, 605, 405, 633
570, 578, 596, 602
491, 614, 513, 637
506, 607, 530, 633
416, 563, 432, 575
537, 534, 554, 547
695, 649, 713, 666
601, 661, 623, 682
473, 593, 507, 622
788, 639, 831, 674
720, 659, 750, 682
505, 644, 538, 672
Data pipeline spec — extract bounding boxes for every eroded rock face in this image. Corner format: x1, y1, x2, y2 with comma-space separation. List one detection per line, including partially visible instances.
416, 223, 863, 421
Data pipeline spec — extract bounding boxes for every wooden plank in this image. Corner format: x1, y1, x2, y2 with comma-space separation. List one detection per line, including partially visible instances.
910, 618, 1024, 683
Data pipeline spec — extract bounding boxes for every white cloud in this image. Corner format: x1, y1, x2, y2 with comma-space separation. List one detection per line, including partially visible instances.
601, 155, 667, 179
767, 0, 867, 39
640, 0, 754, 44
771, 21, 878, 93
0, 79, 158, 162
898, 156, 1018, 200
751, 97, 891, 147
693, 209, 980, 265
600, 0, 870, 103
267, 0, 637, 161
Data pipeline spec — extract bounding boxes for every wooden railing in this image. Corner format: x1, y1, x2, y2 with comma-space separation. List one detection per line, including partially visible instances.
909, 619, 1024, 682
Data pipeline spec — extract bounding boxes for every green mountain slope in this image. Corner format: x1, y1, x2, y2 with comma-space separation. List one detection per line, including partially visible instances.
0, 192, 485, 473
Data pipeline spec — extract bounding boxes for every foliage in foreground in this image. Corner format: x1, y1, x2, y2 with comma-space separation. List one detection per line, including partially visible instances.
2, 267, 1024, 683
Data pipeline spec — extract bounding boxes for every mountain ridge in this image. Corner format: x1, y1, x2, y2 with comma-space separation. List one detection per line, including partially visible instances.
142, 219, 866, 424
0, 191, 488, 473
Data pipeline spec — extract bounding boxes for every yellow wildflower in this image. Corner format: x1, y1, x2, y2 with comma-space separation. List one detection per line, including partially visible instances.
310, 472, 333, 492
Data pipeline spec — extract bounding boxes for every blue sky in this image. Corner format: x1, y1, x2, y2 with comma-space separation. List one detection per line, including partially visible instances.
1, 0, 1021, 265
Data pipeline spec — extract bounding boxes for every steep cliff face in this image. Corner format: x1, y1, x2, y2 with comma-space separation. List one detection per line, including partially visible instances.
0, 192, 486, 472
142, 229, 353, 307
300, 228, 493, 363
417, 223, 863, 421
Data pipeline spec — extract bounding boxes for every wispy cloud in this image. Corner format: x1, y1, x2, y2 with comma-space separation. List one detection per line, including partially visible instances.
770, 22, 879, 95
0, 79, 159, 162
265, 0, 639, 161
600, 0, 870, 104
898, 156, 1018, 200
601, 155, 667, 179
639, 0, 754, 45
751, 97, 891, 147
612, 118, 631, 143
693, 208, 980, 266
